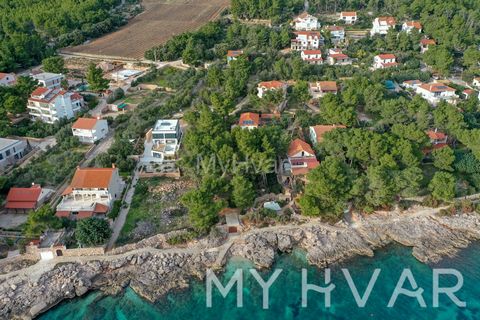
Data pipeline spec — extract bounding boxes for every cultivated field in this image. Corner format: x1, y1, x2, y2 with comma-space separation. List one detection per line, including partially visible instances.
62, 0, 229, 60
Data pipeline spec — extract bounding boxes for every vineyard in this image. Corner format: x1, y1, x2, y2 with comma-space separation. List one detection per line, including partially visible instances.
62, 0, 229, 59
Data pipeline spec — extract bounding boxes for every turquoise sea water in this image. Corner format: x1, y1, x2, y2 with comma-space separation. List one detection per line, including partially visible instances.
39, 244, 480, 320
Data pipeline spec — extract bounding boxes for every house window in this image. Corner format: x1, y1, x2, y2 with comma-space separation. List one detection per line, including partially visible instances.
5, 150, 10, 156
0, 153, 3, 160
164, 133, 177, 139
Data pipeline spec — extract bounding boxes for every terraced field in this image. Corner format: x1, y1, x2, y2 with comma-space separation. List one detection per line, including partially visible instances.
62, 0, 229, 60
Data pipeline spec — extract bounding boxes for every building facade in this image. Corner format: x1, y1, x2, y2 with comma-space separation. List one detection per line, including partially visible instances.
0, 138, 28, 171
27, 87, 84, 124
72, 118, 109, 143
370, 17, 396, 35
31, 72, 64, 90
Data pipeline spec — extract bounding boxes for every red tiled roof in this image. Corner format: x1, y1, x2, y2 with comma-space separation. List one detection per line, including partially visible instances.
329, 53, 349, 60
69, 167, 116, 189
405, 21, 422, 29
378, 16, 396, 25
94, 203, 109, 213
420, 39, 436, 46
422, 143, 448, 155
340, 11, 357, 17
302, 50, 322, 55
291, 158, 320, 176
55, 211, 71, 218
239, 112, 260, 127
317, 81, 338, 92
426, 130, 447, 140
311, 125, 346, 143
258, 81, 285, 89
327, 25, 344, 31
377, 54, 396, 60
464, 89, 475, 95
288, 139, 315, 157
227, 50, 243, 57
77, 211, 94, 219
6, 186, 41, 209
72, 118, 98, 130
294, 31, 321, 37
31, 87, 49, 96
419, 83, 455, 93
295, 12, 314, 20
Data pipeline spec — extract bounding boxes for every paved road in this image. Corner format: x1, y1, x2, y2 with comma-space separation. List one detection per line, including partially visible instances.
106, 166, 140, 250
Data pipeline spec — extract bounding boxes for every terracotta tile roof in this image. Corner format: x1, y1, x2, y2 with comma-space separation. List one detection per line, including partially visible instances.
69, 167, 116, 189
77, 211, 94, 219
258, 81, 286, 89
327, 25, 344, 31
55, 211, 71, 218
426, 130, 447, 140
288, 138, 315, 157
291, 158, 320, 176
239, 112, 260, 127
295, 12, 314, 20
405, 21, 422, 29
419, 83, 455, 93
311, 125, 346, 143
378, 16, 396, 25
6, 186, 41, 209
464, 89, 475, 95
381, 62, 399, 68
329, 53, 349, 60
31, 87, 50, 97
422, 143, 448, 155
318, 81, 338, 92
227, 50, 243, 57
340, 11, 357, 17
302, 50, 322, 55
420, 38, 436, 46
94, 203, 109, 213
403, 80, 423, 85
377, 54, 396, 60
72, 118, 98, 130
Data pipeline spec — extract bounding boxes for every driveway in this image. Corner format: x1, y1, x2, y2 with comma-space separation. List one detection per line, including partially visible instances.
106, 166, 140, 250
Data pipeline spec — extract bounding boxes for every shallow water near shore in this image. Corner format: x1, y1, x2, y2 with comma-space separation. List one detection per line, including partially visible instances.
39, 243, 480, 320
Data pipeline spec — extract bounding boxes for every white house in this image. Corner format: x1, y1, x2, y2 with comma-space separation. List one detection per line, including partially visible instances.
373, 54, 398, 69
309, 124, 346, 145
402, 21, 422, 33
420, 38, 436, 54
72, 118, 109, 144
0, 138, 28, 172
326, 25, 345, 43
309, 81, 338, 99
0, 73, 16, 86
402, 80, 424, 90
416, 83, 458, 105
143, 119, 183, 163
301, 50, 323, 65
257, 81, 287, 98
472, 77, 480, 88
327, 52, 351, 65
370, 16, 396, 35
56, 167, 124, 220
339, 11, 357, 24
227, 50, 244, 64
27, 87, 84, 124
292, 12, 320, 31
291, 31, 323, 51
31, 72, 64, 90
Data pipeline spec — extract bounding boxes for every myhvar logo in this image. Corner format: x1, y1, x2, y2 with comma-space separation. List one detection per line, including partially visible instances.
206, 268, 466, 309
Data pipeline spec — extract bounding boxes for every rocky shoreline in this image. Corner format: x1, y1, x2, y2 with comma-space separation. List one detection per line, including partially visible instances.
1, 208, 479, 319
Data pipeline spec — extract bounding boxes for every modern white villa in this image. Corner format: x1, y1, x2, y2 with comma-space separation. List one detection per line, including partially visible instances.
143, 119, 182, 163
416, 83, 458, 105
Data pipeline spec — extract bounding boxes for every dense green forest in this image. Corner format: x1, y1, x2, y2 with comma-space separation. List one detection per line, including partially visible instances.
231, 0, 480, 49
0, 0, 136, 71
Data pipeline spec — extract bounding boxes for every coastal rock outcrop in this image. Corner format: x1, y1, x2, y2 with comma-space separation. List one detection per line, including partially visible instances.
1, 209, 479, 319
